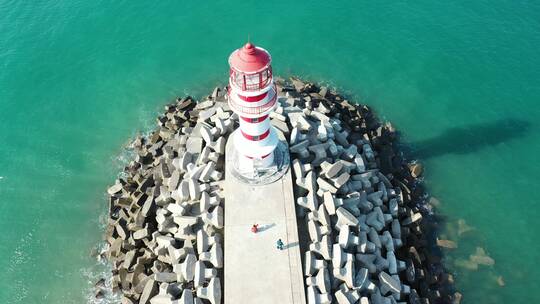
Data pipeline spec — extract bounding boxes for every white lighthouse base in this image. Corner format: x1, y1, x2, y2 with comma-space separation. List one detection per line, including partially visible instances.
226, 129, 290, 185
238, 153, 275, 173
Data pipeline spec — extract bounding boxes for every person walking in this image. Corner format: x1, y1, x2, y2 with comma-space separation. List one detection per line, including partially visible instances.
276, 239, 284, 250
251, 224, 259, 233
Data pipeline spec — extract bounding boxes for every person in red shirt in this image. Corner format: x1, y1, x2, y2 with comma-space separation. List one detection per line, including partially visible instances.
251, 224, 259, 233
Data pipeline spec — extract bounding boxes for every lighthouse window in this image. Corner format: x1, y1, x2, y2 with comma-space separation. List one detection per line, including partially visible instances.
230, 69, 243, 88
245, 73, 260, 90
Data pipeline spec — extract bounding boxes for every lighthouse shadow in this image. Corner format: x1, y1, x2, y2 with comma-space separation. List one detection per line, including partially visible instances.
408, 118, 531, 159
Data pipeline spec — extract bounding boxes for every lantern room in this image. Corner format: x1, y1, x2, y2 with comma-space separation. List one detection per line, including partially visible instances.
228, 43, 273, 91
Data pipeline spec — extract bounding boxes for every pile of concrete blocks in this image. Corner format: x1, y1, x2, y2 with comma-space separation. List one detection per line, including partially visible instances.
277, 78, 454, 304
103, 89, 231, 304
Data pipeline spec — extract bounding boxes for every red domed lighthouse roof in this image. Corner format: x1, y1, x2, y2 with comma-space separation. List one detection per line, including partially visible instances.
228, 42, 271, 73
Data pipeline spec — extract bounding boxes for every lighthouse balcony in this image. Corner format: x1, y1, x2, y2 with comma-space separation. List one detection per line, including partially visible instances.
229, 67, 273, 92
227, 88, 277, 117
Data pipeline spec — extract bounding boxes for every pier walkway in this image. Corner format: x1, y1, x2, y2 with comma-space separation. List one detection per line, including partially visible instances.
224, 144, 306, 304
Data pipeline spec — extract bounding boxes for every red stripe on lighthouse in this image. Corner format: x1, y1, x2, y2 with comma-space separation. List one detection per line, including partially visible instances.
240, 115, 269, 123
237, 91, 268, 102
241, 129, 270, 141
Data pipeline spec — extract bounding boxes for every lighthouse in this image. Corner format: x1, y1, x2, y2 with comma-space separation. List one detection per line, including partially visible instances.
227, 42, 280, 177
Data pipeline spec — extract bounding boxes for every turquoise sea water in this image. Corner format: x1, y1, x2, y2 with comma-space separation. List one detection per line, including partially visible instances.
1, 1, 539, 303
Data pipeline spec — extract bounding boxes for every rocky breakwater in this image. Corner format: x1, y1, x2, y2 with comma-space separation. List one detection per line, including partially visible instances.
102, 88, 233, 304
276, 78, 455, 303
98, 77, 454, 304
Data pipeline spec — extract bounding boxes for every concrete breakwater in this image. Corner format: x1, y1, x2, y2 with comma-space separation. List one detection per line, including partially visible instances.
97, 77, 455, 303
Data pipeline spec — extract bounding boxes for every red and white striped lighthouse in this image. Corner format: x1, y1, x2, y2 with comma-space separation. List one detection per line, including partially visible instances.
227, 42, 279, 173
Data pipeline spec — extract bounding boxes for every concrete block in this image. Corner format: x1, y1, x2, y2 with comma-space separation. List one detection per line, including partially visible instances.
196, 146, 212, 167
297, 192, 318, 212
320, 161, 343, 179
338, 225, 360, 249
133, 227, 149, 240
186, 137, 203, 155
356, 254, 377, 273
168, 246, 190, 264
381, 231, 395, 252
334, 130, 349, 147
296, 170, 317, 193
292, 159, 312, 179
323, 192, 342, 215
306, 267, 331, 294
308, 218, 330, 242
296, 115, 312, 131
107, 182, 123, 196
368, 228, 381, 249
374, 253, 389, 272
308, 203, 331, 227
308, 144, 328, 165
188, 178, 201, 200
362, 144, 374, 161
154, 272, 177, 283
199, 191, 211, 212
387, 251, 397, 275
194, 261, 218, 288
342, 145, 357, 161
195, 100, 214, 110
212, 137, 226, 154
367, 191, 383, 206
335, 286, 361, 304
171, 180, 190, 203
307, 285, 332, 304
333, 259, 354, 288
353, 267, 376, 293
354, 154, 366, 173
178, 289, 194, 304
358, 231, 376, 254
309, 235, 332, 261
335, 207, 359, 231
378, 271, 401, 295
199, 162, 216, 182
304, 251, 327, 276
290, 139, 310, 152
173, 253, 196, 282
150, 294, 173, 304
291, 126, 308, 144
155, 234, 175, 249
200, 244, 223, 268
173, 215, 198, 229
202, 206, 223, 229
317, 177, 338, 194
317, 124, 328, 142
332, 243, 353, 269
196, 229, 218, 254
197, 278, 221, 304
166, 202, 187, 216
140, 279, 158, 304
402, 212, 422, 225
389, 198, 398, 218
332, 172, 350, 189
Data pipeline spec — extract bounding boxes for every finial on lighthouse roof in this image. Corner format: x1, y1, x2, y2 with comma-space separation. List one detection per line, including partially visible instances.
243, 42, 255, 54
229, 41, 271, 73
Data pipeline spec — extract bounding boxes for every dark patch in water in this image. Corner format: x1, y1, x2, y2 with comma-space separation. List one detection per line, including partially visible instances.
411, 119, 531, 159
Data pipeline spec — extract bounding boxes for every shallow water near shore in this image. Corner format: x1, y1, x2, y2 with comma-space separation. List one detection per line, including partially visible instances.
1, 1, 539, 303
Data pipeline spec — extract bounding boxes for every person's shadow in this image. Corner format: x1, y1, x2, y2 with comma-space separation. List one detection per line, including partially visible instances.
408, 118, 531, 159
284, 242, 299, 249
257, 223, 276, 233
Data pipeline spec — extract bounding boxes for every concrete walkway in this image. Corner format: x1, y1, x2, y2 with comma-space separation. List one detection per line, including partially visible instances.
224, 145, 306, 304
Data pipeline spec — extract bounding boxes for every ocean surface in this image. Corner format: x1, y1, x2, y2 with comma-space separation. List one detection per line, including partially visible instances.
1, 1, 539, 303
